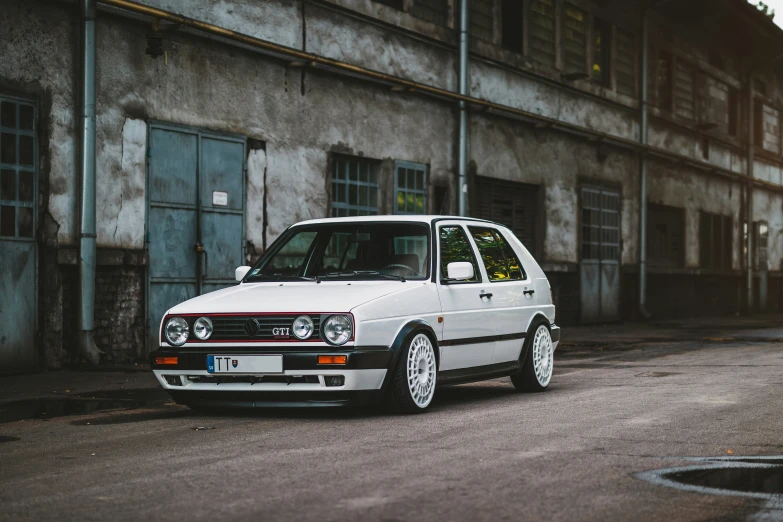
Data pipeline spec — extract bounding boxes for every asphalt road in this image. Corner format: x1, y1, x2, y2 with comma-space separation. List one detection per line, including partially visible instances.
2, 340, 783, 521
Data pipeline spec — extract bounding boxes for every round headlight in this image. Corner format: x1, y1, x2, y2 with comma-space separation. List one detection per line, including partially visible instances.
193, 317, 213, 340
292, 315, 314, 340
164, 317, 189, 346
322, 315, 352, 345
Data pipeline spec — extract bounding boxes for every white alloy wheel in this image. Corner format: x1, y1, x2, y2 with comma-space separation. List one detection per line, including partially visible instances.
532, 325, 553, 387
406, 334, 437, 409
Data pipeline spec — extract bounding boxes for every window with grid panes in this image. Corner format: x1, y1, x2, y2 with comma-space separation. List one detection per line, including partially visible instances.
563, 4, 587, 76
331, 156, 380, 217
394, 161, 427, 215
530, 0, 556, 67
615, 29, 636, 97
673, 60, 695, 120
409, 0, 450, 26
0, 99, 36, 239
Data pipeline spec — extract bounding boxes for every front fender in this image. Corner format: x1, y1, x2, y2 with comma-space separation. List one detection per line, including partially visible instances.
379, 319, 439, 392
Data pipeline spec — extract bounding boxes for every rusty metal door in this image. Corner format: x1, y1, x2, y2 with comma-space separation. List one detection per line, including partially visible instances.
580, 186, 620, 323
146, 124, 245, 352
0, 97, 37, 371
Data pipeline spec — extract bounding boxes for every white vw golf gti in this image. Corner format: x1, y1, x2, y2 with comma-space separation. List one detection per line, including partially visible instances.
152, 216, 559, 413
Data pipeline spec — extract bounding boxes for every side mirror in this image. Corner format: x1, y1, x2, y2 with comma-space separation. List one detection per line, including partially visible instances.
446, 261, 474, 281
235, 266, 251, 282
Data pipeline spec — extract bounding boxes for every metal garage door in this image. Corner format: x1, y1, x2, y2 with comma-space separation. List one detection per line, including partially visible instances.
0, 97, 37, 371
474, 177, 539, 256
147, 123, 246, 352
580, 186, 621, 323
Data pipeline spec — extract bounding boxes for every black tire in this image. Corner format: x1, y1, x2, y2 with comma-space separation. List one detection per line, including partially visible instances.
511, 320, 554, 393
387, 332, 437, 414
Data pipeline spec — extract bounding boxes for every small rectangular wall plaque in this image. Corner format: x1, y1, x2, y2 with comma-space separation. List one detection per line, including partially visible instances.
212, 191, 228, 206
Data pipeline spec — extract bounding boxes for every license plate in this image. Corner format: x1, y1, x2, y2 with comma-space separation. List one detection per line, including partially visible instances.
207, 355, 283, 374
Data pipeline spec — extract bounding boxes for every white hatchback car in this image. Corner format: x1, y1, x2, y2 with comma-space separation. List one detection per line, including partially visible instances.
152, 216, 559, 413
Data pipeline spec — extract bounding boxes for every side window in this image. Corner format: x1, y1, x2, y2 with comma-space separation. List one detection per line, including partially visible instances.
439, 226, 480, 282
469, 227, 509, 281
494, 230, 527, 280
469, 227, 526, 282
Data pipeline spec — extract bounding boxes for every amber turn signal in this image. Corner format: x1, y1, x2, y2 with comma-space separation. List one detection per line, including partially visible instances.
318, 355, 347, 365
155, 356, 179, 365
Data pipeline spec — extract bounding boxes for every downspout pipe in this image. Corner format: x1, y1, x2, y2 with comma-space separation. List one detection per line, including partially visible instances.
638, 8, 651, 319
77, 0, 102, 366
457, 0, 469, 216
746, 72, 754, 314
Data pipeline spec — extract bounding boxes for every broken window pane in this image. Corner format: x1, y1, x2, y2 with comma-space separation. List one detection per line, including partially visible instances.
18, 206, 33, 238
1, 169, 15, 201
18, 104, 34, 131
1, 102, 16, 129
1, 133, 15, 164
592, 18, 612, 87
1, 205, 14, 236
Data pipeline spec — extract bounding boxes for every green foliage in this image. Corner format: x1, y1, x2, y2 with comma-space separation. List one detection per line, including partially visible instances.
753, 1, 776, 20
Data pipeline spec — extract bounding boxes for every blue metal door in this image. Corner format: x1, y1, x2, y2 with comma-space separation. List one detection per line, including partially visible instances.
147, 124, 245, 352
0, 97, 37, 371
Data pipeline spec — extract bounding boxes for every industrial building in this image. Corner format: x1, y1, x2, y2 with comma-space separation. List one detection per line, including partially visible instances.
1, 0, 782, 370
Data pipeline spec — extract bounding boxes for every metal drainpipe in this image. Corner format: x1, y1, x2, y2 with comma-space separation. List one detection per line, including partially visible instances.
77, 0, 102, 366
746, 73, 754, 314
638, 8, 651, 319
457, 0, 469, 216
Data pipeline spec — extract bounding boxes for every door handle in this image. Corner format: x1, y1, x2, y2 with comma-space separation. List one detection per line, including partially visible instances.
480, 291, 493, 299
523, 289, 535, 296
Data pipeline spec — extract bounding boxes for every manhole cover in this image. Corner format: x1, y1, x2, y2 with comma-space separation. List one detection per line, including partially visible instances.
637, 456, 783, 500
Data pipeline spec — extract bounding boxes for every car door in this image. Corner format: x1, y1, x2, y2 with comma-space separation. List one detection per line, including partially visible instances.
466, 225, 536, 365
436, 222, 496, 370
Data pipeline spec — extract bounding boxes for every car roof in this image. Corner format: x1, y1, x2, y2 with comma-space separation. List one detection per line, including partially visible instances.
293, 215, 501, 226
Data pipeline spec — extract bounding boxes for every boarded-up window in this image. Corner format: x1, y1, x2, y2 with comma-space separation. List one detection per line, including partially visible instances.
501, 0, 523, 52
563, 4, 587, 75
530, 0, 556, 67
702, 77, 730, 134
656, 51, 673, 112
615, 29, 636, 97
647, 204, 684, 268
758, 103, 781, 154
592, 18, 611, 87
473, 177, 539, 257
699, 211, 732, 271
468, 0, 494, 42
410, 0, 450, 26
673, 60, 695, 120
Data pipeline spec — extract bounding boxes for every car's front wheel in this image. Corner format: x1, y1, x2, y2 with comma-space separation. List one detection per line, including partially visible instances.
388, 333, 437, 413
511, 321, 554, 392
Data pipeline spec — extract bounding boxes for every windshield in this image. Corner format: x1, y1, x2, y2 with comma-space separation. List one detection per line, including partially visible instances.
245, 222, 431, 282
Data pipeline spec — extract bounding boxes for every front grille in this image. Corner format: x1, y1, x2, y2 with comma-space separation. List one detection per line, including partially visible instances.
207, 315, 322, 341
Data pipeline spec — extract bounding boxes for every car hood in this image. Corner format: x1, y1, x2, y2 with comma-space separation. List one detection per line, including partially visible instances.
166, 280, 415, 315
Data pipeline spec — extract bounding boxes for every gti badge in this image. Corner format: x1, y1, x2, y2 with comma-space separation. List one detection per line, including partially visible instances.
272, 327, 290, 337
232, 359, 238, 368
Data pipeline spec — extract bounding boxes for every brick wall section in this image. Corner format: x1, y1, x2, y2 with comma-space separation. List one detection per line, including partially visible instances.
60, 248, 146, 364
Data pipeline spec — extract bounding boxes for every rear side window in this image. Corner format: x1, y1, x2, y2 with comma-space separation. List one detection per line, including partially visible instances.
439, 226, 480, 281
469, 227, 526, 281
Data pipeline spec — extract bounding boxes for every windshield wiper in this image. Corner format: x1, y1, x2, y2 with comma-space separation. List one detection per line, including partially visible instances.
245, 273, 319, 282
323, 270, 407, 282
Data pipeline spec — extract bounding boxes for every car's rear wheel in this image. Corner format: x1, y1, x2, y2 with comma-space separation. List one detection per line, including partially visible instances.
511, 321, 553, 392
388, 333, 437, 413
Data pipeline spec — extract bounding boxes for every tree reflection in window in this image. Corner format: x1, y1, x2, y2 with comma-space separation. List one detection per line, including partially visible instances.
470, 228, 510, 280
439, 226, 480, 281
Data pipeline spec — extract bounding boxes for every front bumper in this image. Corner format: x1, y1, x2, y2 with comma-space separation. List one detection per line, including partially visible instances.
150, 347, 392, 406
